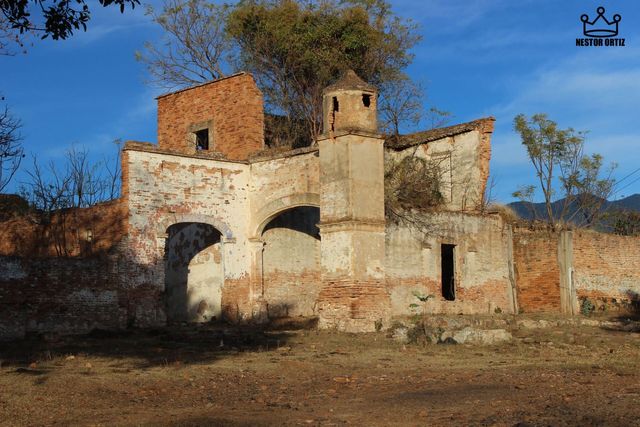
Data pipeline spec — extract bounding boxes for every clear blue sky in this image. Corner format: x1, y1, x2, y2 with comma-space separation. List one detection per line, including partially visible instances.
2, 0, 639, 202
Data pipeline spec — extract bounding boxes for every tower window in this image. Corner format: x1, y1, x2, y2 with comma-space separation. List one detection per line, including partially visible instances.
332, 96, 339, 112
362, 94, 371, 108
195, 129, 209, 151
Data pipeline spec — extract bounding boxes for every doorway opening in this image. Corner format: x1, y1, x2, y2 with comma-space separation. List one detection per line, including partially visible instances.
441, 244, 456, 301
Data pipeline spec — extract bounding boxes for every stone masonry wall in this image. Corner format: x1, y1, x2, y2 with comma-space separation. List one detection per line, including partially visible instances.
157, 73, 264, 160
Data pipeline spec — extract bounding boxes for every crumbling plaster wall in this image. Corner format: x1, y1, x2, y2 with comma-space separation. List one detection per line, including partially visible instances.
125, 145, 323, 323
386, 131, 488, 212
249, 150, 321, 318
261, 207, 321, 318
248, 149, 320, 237
385, 212, 515, 316
124, 145, 252, 322
164, 223, 224, 323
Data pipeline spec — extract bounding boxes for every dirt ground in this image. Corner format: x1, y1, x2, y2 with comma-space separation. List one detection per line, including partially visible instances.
1, 316, 640, 427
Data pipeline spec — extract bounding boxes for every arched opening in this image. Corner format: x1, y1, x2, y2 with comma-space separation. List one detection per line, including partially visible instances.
164, 222, 223, 323
261, 206, 320, 318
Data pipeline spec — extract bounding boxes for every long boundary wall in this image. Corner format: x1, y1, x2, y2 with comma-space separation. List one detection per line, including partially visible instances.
513, 228, 640, 314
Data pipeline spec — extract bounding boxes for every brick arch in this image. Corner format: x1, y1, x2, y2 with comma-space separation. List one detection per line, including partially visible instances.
157, 213, 233, 240
252, 192, 320, 238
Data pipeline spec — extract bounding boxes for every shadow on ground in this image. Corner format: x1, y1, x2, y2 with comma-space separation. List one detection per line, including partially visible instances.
0, 317, 317, 369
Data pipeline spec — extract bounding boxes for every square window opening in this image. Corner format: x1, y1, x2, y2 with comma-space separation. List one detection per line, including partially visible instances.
362, 94, 371, 108
195, 129, 209, 151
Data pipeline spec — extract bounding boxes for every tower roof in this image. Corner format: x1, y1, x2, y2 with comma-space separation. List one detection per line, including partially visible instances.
323, 69, 376, 94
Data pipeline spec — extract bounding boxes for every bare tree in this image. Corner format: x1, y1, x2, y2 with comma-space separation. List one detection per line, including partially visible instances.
20, 143, 123, 256
136, 0, 232, 89
378, 77, 424, 137
0, 99, 24, 192
0, 15, 28, 55
104, 139, 122, 200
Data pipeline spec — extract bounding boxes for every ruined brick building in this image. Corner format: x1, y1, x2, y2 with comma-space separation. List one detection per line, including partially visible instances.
1, 71, 639, 339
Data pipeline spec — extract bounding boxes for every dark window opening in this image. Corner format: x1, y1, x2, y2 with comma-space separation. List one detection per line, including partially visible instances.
331, 96, 339, 132
195, 129, 209, 151
362, 94, 371, 108
441, 244, 456, 301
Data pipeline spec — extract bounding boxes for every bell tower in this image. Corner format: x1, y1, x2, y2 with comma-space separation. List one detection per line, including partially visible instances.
322, 69, 378, 135
316, 70, 390, 332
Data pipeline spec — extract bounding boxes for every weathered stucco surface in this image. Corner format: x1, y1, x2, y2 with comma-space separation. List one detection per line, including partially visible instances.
5, 72, 638, 339
164, 223, 224, 323
261, 207, 320, 317
386, 130, 488, 212
386, 213, 515, 316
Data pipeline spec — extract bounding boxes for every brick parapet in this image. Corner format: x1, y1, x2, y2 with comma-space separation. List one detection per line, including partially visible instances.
157, 73, 264, 160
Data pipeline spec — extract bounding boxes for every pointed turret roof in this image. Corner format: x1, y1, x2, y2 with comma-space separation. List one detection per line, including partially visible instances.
323, 69, 377, 94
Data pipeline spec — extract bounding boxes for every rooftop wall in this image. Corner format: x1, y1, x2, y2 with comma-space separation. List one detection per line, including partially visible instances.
157, 73, 264, 160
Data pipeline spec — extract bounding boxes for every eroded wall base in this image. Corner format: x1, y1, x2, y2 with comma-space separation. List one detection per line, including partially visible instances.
317, 280, 390, 332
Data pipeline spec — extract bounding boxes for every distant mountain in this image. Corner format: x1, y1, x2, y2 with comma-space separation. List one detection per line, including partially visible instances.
508, 194, 640, 221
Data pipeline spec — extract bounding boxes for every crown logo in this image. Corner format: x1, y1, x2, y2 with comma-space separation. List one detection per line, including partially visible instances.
581, 7, 621, 38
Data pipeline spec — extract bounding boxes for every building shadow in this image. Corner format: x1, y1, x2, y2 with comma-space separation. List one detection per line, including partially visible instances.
0, 320, 314, 370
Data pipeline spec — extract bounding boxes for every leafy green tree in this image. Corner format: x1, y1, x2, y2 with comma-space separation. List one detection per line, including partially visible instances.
513, 113, 616, 230
140, 0, 422, 144
0, 0, 139, 42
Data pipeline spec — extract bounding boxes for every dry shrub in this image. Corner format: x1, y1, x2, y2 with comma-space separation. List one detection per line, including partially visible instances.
486, 203, 520, 223
384, 155, 445, 232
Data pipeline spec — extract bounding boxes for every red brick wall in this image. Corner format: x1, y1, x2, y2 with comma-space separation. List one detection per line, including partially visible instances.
573, 230, 640, 312
157, 73, 264, 160
0, 253, 163, 340
512, 229, 562, 313
0, 199, 127, 258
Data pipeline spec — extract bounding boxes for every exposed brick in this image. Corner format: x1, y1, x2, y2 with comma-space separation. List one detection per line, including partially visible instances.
157, 73, 264, 160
